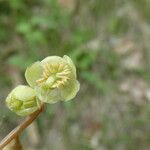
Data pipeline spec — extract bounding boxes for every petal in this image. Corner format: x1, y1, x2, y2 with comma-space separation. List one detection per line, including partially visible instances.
35, 86, 61, 104
41, 56, 65, 65
63, 55, 76, 78
60, 80, 80, 101
25, 61, 43, 87
13, 85, 35, 101
16, 107, 38, 116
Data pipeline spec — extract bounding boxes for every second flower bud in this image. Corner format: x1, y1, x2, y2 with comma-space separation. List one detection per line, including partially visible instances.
6, 85, 40, 116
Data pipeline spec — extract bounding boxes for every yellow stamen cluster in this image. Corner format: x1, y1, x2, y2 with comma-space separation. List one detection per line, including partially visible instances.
36, 62, 71, 88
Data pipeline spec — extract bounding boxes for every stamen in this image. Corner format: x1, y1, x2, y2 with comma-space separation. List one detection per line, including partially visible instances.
36, 78, 46, 84
36, 62, 71, 88
58, 63, 64, 71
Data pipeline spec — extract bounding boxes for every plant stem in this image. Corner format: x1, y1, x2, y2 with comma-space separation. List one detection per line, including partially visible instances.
0, 104, 44, 150
12, 136, 23, 150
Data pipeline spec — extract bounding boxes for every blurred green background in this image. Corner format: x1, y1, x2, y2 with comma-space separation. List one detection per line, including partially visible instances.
0, 0, 150, 150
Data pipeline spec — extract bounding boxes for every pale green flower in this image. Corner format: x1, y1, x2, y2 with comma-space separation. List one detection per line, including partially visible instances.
25, 55, 80, 103
6, 85, 40, 116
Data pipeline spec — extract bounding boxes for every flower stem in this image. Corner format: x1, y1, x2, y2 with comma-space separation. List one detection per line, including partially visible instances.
12, 136, 23, 150
0, 104, 44, 150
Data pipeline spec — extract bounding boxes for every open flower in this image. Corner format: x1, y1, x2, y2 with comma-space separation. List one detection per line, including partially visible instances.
6, 85, 40, 116
25, 55, 80, 103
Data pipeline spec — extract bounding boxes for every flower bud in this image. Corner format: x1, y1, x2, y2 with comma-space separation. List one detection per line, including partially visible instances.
25, 55, 80, 103
6, 85, 40, 116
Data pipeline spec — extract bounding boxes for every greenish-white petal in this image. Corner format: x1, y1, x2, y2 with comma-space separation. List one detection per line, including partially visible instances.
35, 86, 61, 104
63, 55, 76, 78
13, 85, 35, 101
41, 56, 65, 65
16, 107, 38, 116
25, 61, 43, 87
60, 80, 80, 101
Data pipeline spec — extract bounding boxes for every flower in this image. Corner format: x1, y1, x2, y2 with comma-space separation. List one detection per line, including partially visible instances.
6, 85, 40, 116
25, 55, 80, 103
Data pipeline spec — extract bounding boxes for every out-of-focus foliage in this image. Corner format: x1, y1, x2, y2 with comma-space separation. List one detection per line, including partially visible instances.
0, 0, 150, 150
